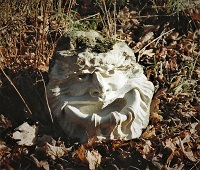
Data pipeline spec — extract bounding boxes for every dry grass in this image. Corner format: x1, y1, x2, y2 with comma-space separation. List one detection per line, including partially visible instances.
0, 1, 199, 169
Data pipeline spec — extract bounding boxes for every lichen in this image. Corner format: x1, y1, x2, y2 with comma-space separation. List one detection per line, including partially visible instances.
93, 38, 114, 53
67, 30, 114, 53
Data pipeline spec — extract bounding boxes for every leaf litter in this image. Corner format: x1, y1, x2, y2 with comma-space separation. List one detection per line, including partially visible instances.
0, 0, 199, 169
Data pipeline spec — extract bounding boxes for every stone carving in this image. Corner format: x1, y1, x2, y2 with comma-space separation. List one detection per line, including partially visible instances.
47, 30, 154, 142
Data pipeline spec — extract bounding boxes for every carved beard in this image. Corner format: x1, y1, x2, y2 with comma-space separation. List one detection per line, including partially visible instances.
47, 67, 154, 143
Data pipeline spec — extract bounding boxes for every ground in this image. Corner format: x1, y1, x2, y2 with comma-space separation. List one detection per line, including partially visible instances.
0, 0, 199, 170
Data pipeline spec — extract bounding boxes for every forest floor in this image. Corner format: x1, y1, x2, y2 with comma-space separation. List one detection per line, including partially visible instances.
0, 0, 199, 169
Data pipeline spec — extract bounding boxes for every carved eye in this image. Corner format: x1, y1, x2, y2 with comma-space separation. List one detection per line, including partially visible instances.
78, 74, 90, 81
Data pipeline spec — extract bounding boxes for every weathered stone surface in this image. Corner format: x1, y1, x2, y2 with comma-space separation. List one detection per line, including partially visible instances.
47, 30, 154, 142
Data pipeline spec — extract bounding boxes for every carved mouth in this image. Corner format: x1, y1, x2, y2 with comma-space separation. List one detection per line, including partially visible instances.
60, 97, 129, 140
65, 101, 104, 114
62, 98, 127, 116
62, 98, 127, 119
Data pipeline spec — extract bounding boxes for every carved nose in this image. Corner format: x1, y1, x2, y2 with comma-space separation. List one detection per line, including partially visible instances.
90, 72, 111, 98
90, 86, 111, 97
90, 89, 102, 97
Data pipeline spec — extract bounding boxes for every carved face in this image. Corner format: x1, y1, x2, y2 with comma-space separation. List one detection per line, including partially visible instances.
47, 31, 154, 142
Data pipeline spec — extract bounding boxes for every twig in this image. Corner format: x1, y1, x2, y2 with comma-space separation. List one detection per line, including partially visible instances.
190, 160, 199, 170
0, 26, 8, 31
189, 54, 199, 79
138, 28, 175, 62
113, 0, 117, 42
38, 71, 54, 124
76, 13, 100, 22
0, 65, 32, 115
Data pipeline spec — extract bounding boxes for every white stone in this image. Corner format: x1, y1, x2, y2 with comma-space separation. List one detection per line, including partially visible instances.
47, 30, 154, 143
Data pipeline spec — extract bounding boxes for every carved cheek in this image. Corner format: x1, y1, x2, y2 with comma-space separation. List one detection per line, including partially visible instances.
68, 81, 91, 96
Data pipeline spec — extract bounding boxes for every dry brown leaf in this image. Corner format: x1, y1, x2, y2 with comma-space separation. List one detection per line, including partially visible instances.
86, 150, 102, 170
0, 114, 12, 129
153, 88, 168, 99
40, 160, 49, 170
166, 150, 180, 167
74, 145, 101, 169
194, 105, 200, 112
31, 155, 49, 170
138, 49, 155, 60
141, 125, 156, 139
140, 32, 154, 43
142, 140, 155, 160
76, 145, 88, 164
169, 32, 179, 40
150, 112, 163, 124
141, 49, 155, 57
195, 122, 200, 136
191, 14, 200, 21
190, 122, 198, 134
170, 76, 182, 89
150, 98, 160, 114
143, 25, 160, 34
0, 141, 11, 160
12, 122, 37, 146
177, 138, 196, 162
158, 47, 167, 58
164, 138, 180, 167
45, 143, 69, 159
164, 138, 177, 152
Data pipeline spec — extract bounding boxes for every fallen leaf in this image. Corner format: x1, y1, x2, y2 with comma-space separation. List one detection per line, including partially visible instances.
140, 32, 154, 43
191, 14, 200, 21
169, 32, 179, 40
194, 122, 200, 136
166, 150, 180, 167
12, 122, 37, 146
45, 142, 69, 159
138, 49, 155, 61
39, 160, 49, 170
141, 125, 156, 139
75, 145, 88, 164
194, 105, 200, 112
142, 140, 155, 160
170, 76, 182, 89
0, 141, 11, 160
140, 49, 155, 57
30, 154, 49, 170
0, 114, 12, 129
86, 150, 102, 170
164, 138, 177, 152
153, 88, 168, 99
150, 98, 160, 114
150, 112, 163, 124
177, 137, 196, 162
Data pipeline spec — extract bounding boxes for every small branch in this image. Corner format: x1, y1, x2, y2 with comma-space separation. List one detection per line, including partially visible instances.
0, 65, 32, 115
138, 28, 175, 62
76, 13, 100, 22
38, 71, 54, 124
